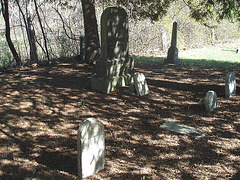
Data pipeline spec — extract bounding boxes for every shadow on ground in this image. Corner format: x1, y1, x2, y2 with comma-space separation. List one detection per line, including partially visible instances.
0, 58, 239, 179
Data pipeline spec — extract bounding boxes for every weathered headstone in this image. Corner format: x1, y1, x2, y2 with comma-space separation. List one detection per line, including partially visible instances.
77, 118, 105, 178
160, 121, 205, 138
164, 22, 181, 65
161, 31, 168, 51
205, 91, 217, 112
134, 72, 149, 96
79, 36, 86, 62
225, 72, 236, 98
91, 6, 134, 93
128, 81, 137, 95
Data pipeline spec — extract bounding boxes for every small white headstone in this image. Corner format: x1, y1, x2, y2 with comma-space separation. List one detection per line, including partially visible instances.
205, 91, 217, 112
225, 72, 236, 98
134, 72, 149, 96
77, 118, 105, 178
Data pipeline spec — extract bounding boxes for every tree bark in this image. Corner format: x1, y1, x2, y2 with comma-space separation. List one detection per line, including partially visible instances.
1, 0, 21, 66
81, 0, 100, 64
16, 0, 38, 63
27, 17, 39, 63
33, 0, 50, 62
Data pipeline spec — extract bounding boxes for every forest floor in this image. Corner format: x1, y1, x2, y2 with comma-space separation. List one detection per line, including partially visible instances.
0, 58, 239, 179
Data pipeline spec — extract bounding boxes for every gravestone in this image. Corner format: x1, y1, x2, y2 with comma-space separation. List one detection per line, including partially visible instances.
164, 22, 181, 65
225, 72, 236, 98
133, 72, 149, 96
91, 6, 134, 93
205, 91, 217, 112
128, 81, 137, 95
79, 36, 86, 62
77, 118, 105, 178
161, 31, 168, 51
160, 121, 205, 138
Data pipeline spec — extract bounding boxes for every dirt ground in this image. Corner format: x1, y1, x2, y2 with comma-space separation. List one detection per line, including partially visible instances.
0, 59, 239, 179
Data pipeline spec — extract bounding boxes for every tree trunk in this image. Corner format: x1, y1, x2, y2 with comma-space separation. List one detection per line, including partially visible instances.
27, 17, 38, 63
81, 0, 100, 64
1, 0, 21, 66
33, 0, 50, 62
16, 0, 38, 63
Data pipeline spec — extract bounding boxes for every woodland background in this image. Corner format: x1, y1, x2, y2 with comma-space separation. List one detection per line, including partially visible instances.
0, 0, 239, 67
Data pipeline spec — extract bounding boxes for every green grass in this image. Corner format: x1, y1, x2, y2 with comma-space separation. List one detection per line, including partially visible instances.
133, 41, 240, 70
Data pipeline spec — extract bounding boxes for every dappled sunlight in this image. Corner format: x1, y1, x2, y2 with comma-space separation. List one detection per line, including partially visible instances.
0, 59, 239, 179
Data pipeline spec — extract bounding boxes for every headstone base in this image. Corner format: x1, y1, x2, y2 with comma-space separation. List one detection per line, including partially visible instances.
96, 57, 134, 77
91, 74, 133, 94
164, 46, 181, 65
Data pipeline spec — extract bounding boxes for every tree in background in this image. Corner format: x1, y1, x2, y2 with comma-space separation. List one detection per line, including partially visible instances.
16, 0, 39, 64
82, 0, 240, 64
1, 0, 21, 66
81, 0, 100, 64
114, 0, 240, 22
0, 0, 239, 66
33, 0, 50, 62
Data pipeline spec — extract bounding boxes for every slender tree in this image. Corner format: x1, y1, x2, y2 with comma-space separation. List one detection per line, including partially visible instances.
1, 0, 21, 66
33, 0, 50, 62
16, 0, 38, 63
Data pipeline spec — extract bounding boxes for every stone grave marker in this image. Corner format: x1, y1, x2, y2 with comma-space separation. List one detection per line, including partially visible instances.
160, 121, 205, 138
91, 6, 134, 93
77, 118, 105, 178
127, 81, 137, 95
79, 36, 86, 62
134, 72, 149, 96
205, 91, 217, 112
164, 21, 181, 65
225, 72, 236, 98
161, 31, 168, 51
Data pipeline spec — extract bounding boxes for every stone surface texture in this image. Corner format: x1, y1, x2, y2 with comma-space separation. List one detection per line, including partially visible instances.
164, 21, 181, 65
91, 6, 134, 93
160, 121, 205, 138
205, 91, 217, 112
134, 72, 149, 96
77, 118, 105, 178
225, 72, 236, 98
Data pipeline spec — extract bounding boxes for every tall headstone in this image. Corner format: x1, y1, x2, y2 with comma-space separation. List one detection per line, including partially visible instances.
205, 91, 217, 112
91, 6, 134, 93
77, 118, 105, 178
164, 22, 181, 65
225, 72, 236, 98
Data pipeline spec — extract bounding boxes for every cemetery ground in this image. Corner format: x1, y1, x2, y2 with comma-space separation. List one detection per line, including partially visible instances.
0, 47, 240, 179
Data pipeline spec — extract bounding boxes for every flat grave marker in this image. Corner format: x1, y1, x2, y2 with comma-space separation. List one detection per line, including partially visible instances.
160, 121, 205, 138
